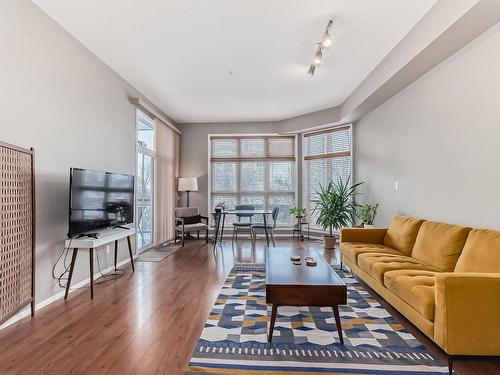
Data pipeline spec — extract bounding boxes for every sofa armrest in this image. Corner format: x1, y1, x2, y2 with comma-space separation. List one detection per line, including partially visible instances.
340, 228, 388, 244
434, 272, 500, 355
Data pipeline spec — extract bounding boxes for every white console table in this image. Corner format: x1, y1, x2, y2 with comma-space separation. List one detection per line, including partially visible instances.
64, 227, 136, 300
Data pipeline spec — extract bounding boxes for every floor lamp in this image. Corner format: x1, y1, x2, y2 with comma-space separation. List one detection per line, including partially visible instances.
178, 177, 198, 207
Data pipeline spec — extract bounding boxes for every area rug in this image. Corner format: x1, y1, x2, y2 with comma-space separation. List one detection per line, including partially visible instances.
186, 265, 449, 374
135, 243, 183, 262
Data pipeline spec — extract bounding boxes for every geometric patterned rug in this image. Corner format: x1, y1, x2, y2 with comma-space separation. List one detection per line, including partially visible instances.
186, 265, 450, 374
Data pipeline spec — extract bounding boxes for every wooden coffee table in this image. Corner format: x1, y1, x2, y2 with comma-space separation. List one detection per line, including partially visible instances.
266, 247, 347, 344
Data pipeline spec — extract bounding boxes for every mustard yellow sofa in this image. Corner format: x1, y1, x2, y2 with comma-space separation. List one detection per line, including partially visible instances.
340, 216, 500, 365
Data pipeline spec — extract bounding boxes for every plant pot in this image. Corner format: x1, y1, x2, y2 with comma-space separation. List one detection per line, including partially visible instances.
363, 224, 375, 229
323, 235, 337, 251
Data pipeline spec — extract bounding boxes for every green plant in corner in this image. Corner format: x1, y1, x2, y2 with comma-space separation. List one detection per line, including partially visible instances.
360, 203, 379, 226
312, 176, 363, 250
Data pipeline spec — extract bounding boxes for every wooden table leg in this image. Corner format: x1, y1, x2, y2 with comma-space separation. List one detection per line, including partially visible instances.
333, 305, 344, 345
268, 304, 278, 342
64, 248, 78, 300
89, 248, 94, 299
127, 235, 135, 272
263, 213, 270, 246
114, 240, 118, 271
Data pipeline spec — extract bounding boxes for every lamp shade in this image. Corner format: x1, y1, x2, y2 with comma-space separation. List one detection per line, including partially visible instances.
178, 177, 198, 192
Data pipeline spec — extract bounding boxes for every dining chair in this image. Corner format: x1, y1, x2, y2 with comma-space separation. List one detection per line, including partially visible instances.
251, 207, 279, 246
232, 204, 255, 245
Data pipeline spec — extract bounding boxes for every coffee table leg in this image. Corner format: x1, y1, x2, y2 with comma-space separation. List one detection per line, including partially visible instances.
268, 304, 278, 342
333, 305, 344, 345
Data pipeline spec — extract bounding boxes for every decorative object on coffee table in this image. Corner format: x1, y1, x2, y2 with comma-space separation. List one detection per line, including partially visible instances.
305, 257, 317, 266
312, 175, 363, 251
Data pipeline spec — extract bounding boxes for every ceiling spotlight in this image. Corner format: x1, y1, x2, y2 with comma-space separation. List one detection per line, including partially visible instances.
307, 64, 316, 76
314, 50, 322, 65
307, 19, 334, 76
322, 33, 332, 48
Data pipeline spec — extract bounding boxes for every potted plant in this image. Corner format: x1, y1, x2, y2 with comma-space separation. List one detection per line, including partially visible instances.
360, 203, 378, 228
312, 176, 363, 250
289, 207, 307, 222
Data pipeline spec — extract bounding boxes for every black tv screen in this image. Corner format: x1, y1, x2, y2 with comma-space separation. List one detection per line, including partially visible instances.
68, 168, 134, 236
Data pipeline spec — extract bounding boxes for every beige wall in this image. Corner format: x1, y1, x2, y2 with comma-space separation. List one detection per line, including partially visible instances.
0, 0, 167, 310
354, 21, 500, 228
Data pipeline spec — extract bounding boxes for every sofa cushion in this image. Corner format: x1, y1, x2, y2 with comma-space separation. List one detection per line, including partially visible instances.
411, 221, 472, 271
384, 269, 438, 321
341, 242, 402, 263
383, 216, 425, 255
455, 229, 500, 273
358, 253, 438, 284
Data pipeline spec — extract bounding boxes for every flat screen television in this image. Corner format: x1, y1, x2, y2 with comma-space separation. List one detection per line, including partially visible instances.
68, 168, 134, 237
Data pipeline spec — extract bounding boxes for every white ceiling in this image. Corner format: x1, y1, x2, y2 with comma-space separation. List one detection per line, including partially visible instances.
34, 0, 436, 123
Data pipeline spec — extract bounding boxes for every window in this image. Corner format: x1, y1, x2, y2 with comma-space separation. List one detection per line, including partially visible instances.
303, 125, 352, 229
136, 110, 155, 250
210, 135, 296, 226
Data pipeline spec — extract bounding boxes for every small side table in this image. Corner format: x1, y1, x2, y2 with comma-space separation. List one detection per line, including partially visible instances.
292, 216, 310, 241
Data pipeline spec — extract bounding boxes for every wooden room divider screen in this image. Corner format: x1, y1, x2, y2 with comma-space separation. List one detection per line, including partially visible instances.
0, 141, 35, 325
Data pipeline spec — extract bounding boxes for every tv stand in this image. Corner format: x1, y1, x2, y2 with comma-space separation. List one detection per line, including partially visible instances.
76, 232, 99, 239
64, 227, 136, 300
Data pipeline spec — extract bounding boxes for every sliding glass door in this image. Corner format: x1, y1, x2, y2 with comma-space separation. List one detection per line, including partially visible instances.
136, 110, 155, 251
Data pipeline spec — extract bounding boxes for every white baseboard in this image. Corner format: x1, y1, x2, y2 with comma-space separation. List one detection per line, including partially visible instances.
0, 255, 137, 330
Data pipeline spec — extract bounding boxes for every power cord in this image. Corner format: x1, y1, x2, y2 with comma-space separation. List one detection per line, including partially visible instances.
94, 249, 125, 285
52, 237, 125, 289
52, 237, 73, 288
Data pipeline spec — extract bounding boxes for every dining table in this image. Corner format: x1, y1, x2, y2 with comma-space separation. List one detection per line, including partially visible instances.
211, 209, 273, 246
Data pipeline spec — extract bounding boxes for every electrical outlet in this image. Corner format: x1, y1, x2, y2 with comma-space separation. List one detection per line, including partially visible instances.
394, 181, 399, 191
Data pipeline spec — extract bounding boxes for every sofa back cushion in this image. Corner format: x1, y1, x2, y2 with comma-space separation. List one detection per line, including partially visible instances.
455, 229, 500, 273
411, 221, 471, 271
383, 216, 424, 255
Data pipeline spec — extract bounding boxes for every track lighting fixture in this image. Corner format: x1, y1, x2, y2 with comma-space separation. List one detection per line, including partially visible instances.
314, 50, 322, 65
322, 33, 332, 48
307, 64, 316, 76
307, 20, 333, 76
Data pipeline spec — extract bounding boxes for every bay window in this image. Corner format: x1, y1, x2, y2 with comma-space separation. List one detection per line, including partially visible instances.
209, 135, 296, 226
303, 125, 352, 229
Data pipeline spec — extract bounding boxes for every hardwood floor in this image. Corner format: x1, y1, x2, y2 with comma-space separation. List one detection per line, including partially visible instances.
0, 238, 499, 374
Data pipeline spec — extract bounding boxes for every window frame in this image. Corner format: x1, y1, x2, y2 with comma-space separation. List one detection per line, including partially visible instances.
135, 109, 156, 252
208, 134, 298, 228
302, 124, 353, 231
